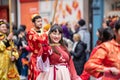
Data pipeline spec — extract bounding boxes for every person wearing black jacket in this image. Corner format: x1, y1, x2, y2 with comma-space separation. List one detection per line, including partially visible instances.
70, 33, 87, 75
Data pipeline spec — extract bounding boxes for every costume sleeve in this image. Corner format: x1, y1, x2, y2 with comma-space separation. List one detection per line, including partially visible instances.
84, 48, 107, 78
10, 41, 19, 60
39, 33, 50, 62
2, 39, 10, 47
25, 45, 32, 52
27, 31, 36, 52
69, 57, 80, 80
0, 41, 6, 51
80, 70, 90, 80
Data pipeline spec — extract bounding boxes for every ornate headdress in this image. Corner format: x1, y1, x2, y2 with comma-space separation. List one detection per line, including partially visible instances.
0, 21, 6, 25
31, 14, 41, 23
31, 14, 40, 20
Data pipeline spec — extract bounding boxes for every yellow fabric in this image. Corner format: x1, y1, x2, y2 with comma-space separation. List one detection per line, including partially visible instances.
0, 33, 20, 80
43, 24, 51, 31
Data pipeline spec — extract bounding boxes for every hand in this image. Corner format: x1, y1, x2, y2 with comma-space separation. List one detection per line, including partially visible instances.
7, 32, 13, 40
18, 33, 23, 38
21, 32, 25, 36
19, 46, 23, 50
11, 56, 15, 61
104, 67, 120, 76
110, 67, 120, 76
103, 67, 120, 79
18, 32, 25, 38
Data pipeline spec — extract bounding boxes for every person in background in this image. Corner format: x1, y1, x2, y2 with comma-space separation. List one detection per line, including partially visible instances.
77, 19, 90, 60
0, 20, 20, 80
27, 14, 49, 80
70, 33, 87, 75
36, 24, 81, 80
62, 22, 74, 41
95, 27, 105, 46
16, 25, 29, 80
84, 20, 120, 80
80, 27, 114, 80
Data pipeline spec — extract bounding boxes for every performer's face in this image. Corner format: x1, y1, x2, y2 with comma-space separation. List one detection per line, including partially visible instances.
50, 29, 62, 43
34, 18, 42, 29
0, 24, 8, 34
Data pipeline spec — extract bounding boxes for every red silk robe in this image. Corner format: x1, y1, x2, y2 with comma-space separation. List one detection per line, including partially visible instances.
27, 28, 48, 80
85, 39, 120, 80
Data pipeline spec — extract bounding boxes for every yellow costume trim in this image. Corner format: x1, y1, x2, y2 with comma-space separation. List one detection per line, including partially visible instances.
0, 32, 5, 40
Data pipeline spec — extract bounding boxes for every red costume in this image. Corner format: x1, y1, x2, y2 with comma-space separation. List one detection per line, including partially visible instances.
27, 28, 48, 80
36, 45, 80, 80
85, 39, 120, 80
80, 46, 100, 80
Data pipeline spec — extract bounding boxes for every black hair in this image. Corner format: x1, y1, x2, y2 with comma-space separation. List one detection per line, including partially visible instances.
102, 27, 114, 42
17, 25, 26, 35
48, 24, 63, 44
48, 24, 69, 55
32, 15, 42, 23
114, 19, 120, 32
78, 19, 86, 26
20, 25, 26, 31
97, 27, 104, 40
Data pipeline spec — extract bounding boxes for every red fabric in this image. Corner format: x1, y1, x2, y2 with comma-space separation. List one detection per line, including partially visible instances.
27, 28, 49, 80
80, 46, 100, 80
49, 46, 78, 80
28, 54, 40, 80
49, 46, 69, 65
80, 71, 90, 80
25, 46, 32, 52
84, 39, 120, 79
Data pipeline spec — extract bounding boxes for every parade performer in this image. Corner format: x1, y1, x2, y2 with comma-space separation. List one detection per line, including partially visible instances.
0, 20, 20, 80
84, 20, 120, 80
36, 24, 81, 80
27, 14, 49, 80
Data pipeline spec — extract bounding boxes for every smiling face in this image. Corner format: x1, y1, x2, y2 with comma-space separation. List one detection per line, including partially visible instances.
48, 24, 63, 44
50, 29, 62, 43
0, 23, 8, 34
